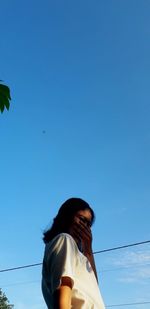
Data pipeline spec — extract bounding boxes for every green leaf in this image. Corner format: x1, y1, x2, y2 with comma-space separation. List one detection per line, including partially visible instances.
0, 103, 5, 112
0, 82, 11, 113
0, 94, 5, 112
4, 97, 10, 110
0, 84, 11, 100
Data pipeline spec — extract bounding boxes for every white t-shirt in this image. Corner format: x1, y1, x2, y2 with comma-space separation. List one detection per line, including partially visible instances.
42, 233, 105, 309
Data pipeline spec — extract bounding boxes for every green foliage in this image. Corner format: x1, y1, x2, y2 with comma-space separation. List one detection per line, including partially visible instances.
0, 289, 14, 308
0, 81, 11, 113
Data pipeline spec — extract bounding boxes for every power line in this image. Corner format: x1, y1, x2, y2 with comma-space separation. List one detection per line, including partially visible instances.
0, 263, 42, 273
93, 240, 150, 254
1, 259, 150, 287
99, 262, 150, 273
1, 258, 150, 287
0, 239, 150, 274
106, 301, 150, 307
1, 302, 150, 309
0, 301, 150, 308
1, 260, 150, 288
1, 280, 39, 288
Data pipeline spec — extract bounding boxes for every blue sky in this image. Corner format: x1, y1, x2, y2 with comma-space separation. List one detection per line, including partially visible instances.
0, 0, 150, 308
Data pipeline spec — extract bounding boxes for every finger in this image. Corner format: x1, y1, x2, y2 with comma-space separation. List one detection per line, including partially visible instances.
77, 222, 92, 237
70, 225, 82, 240
72, 221, 92, 241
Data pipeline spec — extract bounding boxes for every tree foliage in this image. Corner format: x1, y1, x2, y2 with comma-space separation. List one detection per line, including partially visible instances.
0, 81, 11, 113
0, 289, 14, 308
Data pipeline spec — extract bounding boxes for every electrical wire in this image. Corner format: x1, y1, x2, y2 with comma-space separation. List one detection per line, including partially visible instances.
106, 301, 150, 307
0, 301, 150, 308
1, 259, 150, 287
0, 239, 150, 273
1, 280, 39, 288
93, 240, 150, 254
0, 240, 149, 308
2, 261, 150, 288
99, 262, 150, 273
0, 263, 42, 273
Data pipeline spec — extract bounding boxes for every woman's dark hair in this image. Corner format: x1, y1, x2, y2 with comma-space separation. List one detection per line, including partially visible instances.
43, 197, 95, 244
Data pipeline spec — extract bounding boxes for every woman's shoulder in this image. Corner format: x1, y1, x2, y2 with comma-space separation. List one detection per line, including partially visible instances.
46, 233, 78, 252
54, 233, 74, 241
43, 233, 79, 262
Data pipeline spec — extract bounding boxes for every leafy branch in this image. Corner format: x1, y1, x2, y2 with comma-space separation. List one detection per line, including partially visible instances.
0, 81, 11, 113
0, 288, 14, 308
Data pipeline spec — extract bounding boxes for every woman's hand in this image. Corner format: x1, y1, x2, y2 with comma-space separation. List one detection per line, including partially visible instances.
69, 219, 98, 282
69, 219, 92, 255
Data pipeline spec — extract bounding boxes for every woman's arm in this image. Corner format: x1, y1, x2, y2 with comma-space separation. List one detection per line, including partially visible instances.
53, 276, 72, 309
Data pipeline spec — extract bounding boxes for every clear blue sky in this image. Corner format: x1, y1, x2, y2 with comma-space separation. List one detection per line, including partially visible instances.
0, 1, 150, 308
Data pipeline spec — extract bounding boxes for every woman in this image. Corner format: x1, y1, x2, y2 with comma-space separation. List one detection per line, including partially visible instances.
42, 198, 105, 308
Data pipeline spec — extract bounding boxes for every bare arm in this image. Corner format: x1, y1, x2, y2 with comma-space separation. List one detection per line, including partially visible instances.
53, 277, 72, 309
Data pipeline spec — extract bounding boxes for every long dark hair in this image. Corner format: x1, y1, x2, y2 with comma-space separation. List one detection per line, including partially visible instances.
43, 197, 95, 244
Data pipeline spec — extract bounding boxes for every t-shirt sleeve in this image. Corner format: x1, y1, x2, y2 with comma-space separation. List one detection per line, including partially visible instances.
46, 234, 77, 294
